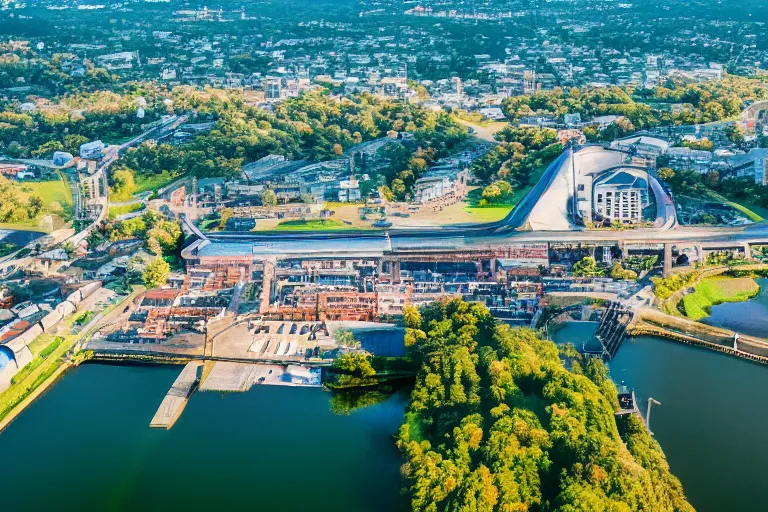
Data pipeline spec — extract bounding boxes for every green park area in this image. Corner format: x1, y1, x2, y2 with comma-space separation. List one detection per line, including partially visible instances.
682, 276, 761, 320
461, 205, 513, 222
107, 203, 144, 220
0, 177, 73, 232
22, 179, 73, 208
273, 219, 365, 231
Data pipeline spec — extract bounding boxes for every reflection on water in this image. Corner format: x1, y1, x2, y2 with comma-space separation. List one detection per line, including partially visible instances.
0, 364, 409, 512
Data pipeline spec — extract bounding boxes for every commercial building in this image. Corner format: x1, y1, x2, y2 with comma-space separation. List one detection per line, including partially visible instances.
413, 168, 469, 204
727, 148, 768, 185
610, 135, 670, 159
79, 140, 105, 160
592, 168, 650, 223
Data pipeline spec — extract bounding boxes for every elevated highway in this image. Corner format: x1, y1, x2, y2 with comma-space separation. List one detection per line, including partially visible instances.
179, 144, 768, 261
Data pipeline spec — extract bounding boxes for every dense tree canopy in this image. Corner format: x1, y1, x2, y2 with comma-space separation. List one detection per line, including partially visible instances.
398, 298, 693, 512
501, 76, 768, 130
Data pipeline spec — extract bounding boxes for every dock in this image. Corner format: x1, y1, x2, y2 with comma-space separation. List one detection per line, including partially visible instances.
149, 361, 203, 429
200, 361, 322, 392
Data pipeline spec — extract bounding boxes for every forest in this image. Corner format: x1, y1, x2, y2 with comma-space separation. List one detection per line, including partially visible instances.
111, 88, 467, 198
470, 126, 563, 205
501, 76, 768, 137
398, 298, 693, 512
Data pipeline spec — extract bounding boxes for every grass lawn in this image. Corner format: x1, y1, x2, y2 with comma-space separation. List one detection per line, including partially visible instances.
273, 219, 368, 231
462, 206, 513, 222
0, 325, 79, 421
108, 203, 143, 219
699, 189, 765, 223
0, 223, 48, 232
726, 201, 765, 222
135, 172, 179, 194
0, 177, 74, 232
682, 276, 761, 320
20, 178, 73, 208
198, 218, 220, 232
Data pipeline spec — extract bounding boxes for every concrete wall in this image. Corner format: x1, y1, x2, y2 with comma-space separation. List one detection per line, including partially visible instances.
66, 290, 83, 305
80, 281, 101, 299
40, 310, 64, 332
56, 301, 77, 317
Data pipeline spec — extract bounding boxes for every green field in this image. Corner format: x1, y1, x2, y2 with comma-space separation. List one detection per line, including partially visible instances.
135, 172, 178, 193
725, 201, 765, 222
682, 276, 761, 320
108, 203, 144, 219
462, 206, 513, 222
273, 219, 367, 231
0, 177, 74, 231
20, 178, 73, 209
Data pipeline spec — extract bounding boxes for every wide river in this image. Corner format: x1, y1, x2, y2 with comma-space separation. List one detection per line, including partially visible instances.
0, 364, 409, 511
555, 286, 768, 512
3, 291, 768, 511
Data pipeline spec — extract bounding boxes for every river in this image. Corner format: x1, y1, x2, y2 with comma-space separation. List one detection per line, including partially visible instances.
553, 294, 768, 512
701, 277, 768, 337
0, 364, 409, 512
4, 296, 768, 511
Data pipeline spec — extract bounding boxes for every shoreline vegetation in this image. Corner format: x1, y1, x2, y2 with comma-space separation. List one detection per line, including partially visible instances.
681, 276, 761, 320
396, 298, 693, 511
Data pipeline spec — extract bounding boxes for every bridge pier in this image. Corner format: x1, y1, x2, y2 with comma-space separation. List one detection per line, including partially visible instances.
663, 243, 673, 277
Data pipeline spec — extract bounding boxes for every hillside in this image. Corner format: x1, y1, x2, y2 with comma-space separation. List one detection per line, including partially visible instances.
398, 298, 694, 512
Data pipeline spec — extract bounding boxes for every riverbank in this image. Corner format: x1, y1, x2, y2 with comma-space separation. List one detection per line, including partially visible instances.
611, 335, 768, 512
655, 264, 768, 315
0, 287, 145, 433
0, 364, 409, 511
681, 276, 760, 320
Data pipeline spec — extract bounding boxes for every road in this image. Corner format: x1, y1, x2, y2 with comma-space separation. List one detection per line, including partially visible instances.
453, 118, 505, 143
67, 115, 187, 246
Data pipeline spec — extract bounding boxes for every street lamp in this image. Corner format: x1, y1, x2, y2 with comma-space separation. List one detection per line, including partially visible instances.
646, 397, 661, 434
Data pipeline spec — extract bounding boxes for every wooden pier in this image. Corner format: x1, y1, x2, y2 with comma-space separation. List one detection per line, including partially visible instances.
149, 361, 203, 429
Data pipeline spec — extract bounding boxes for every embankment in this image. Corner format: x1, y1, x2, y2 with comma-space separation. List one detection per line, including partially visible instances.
628, 307, 768, 364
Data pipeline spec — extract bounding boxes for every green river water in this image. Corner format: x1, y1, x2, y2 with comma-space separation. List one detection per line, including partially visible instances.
0, 364, 409, 512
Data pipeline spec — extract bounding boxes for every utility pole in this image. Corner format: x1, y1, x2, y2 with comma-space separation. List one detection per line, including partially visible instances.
646, 397, 661, 434
202, 306, 209, 360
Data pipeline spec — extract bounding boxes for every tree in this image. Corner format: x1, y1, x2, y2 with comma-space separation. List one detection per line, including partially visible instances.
333, 143, 344, 156
142, 257, 170, 289
658, 167, 675, 180
334, 328, 360, 348
703, 101, 725, 121
63, 134, 89, 154
332, 352, 376, 378
218, 207, 234, 229
32, 140, 64, 158
391, 178, 406, 200
260, 188, 278, 206
572, 256, 604, 277
111, 169, 137, 199
403, 305, 422, 329
726, 124, 745, 146
610, 262, 638, 281
26, 195, 43, 218
397, 298, 694, 512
